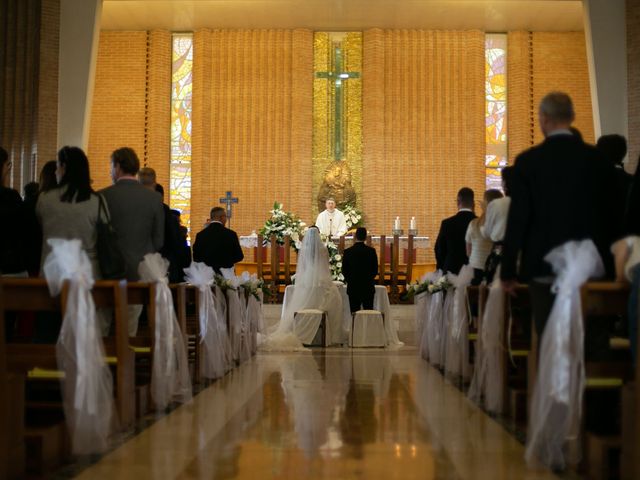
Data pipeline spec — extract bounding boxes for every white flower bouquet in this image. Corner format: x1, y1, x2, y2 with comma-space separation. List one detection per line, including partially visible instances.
259, 202, 307, 251
341, 203, 363, 230
324, 237, 345, 282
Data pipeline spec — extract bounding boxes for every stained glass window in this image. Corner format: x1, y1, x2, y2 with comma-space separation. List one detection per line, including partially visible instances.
485, 34, 507, 190
170, 33, 193, 235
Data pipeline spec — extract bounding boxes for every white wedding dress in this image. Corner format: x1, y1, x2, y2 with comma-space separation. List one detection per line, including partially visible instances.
261, 228, 345, 350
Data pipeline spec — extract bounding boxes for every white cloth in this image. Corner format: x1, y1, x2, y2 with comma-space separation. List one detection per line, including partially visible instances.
525, 240, 604, 470
350, 310, 386, 347
480, 196, 511, 242
416, 270, 442, 361
183, 262, 227, 380
261, 228, 345, 349
139, 254, 192, 410
465, 220, 493, 270
444, 265, 474, 379
43, 239, 115, 455
613, 236, 640, 281
468, 266, 505, 414
315, 209, 348, 237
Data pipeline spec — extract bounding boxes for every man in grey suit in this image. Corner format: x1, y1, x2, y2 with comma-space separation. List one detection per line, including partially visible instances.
100, 147, 164, 335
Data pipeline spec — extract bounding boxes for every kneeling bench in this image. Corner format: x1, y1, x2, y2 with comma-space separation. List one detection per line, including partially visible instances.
350, 310, 386, 347
293, 310, 327, 347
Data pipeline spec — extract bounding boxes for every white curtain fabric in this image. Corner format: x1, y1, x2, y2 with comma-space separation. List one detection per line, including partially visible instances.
426, 289, 445, 367
262, 228, 344, 350
525, 240, 604, 470
468, 266, 505, 414
139, 254, 192, 410
183, 262, 227, 380
445, 265, 474, 379
43, 239, 115, 455
415, 290, 430, 358
246, 292, 263, 355
374, 285, 402, 346
225, 288, 244, 363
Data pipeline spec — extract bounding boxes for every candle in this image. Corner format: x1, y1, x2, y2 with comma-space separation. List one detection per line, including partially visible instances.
410, 217, 416, 230
394, 216, 401, 230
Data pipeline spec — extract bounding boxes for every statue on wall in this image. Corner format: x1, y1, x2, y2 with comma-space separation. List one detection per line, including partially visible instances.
317, 159, 357, 212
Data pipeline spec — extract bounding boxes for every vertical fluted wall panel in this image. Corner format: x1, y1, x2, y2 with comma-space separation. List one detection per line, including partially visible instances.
190, 29, 313, 237
363, 29, 485, 263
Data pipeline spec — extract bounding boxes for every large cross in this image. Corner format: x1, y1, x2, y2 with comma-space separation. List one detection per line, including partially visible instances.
219, 191, 238, 228
316, 43, 360, 161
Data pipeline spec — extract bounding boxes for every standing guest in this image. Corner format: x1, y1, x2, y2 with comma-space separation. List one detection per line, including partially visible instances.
597, 134, 632, 223
481, 166, 514, 283
37, 147, 105, 276
627, 153, 640, 235
501, 92, 620, 347
138, 167, 188, 282
315, 198, 348, 237
35, 147, 107, 342
434, 187, 476, 275
466, 189, 503, 285
193, 206, 243, 274
0, 147, 27, 277
100, 147, 164, 336
172, 209, 192, 271
342, 227, 379, 313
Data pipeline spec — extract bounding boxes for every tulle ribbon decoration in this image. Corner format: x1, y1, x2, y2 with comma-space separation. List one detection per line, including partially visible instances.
468, 266, 505, 414
184, 262, 227, 380
445, 265, 474, 379
525, 240, 604, 470
418, 270, 442, 362
139, 253, 192, 410
214, 284, 233, 369
43, 238, 115, 454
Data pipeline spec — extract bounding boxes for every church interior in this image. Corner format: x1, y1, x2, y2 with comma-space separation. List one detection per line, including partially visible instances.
1, 0, 639, 478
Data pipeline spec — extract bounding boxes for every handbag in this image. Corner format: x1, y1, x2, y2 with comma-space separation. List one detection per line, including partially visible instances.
96, 194, 126, 279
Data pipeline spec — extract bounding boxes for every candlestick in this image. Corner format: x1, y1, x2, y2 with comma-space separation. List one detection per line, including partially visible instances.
410, 217, 416, 230
394, 216, 401, 230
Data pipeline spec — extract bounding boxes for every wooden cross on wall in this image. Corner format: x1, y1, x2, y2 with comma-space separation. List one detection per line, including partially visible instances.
219, 191, 238, 228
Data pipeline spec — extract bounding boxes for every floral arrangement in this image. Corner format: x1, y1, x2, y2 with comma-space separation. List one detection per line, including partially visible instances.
259, 202, 307, 250
342, 203, 363, 230
238, 272, 265, 301
324, 239, 344, 282
214, 274, 236, 292
406, 274, 452, 298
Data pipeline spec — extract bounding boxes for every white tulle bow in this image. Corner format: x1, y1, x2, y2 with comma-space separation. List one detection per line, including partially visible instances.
43, 238, 114, 454
139, 253, 192, 409
525, 240, 604, 470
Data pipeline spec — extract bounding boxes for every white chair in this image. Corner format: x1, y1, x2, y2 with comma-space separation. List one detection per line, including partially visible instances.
350, 310, 387, 347
293, 309, 327, 346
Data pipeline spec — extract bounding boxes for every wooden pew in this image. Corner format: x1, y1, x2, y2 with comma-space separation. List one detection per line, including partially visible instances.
0, 278, 134, 473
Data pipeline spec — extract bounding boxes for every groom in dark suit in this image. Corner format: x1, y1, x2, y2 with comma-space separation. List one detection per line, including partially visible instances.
342, 227, 379, 313
193, 207, 244, 274
434, 187, 476, 274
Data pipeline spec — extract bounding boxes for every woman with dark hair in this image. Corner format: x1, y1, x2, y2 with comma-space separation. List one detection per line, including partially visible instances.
0, 146, 28, 277
36, 146, 107, 277
39, 160, 58, 193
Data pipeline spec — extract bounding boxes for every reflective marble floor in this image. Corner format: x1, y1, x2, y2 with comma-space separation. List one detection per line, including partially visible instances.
72, 347, 560, 480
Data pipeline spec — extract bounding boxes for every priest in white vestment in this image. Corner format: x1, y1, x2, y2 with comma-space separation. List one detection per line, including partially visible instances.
315, 198, 348, 237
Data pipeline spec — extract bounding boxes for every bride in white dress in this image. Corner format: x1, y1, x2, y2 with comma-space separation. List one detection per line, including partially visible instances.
261, 227, 345, 350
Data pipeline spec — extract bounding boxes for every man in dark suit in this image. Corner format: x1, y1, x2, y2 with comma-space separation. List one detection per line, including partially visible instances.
434, 187, 476, 274
138, 167, 190, 283
501, 92, 620, 343
342, 227, 378, 313
100, 147, 165, 335
193, 207, 244, 274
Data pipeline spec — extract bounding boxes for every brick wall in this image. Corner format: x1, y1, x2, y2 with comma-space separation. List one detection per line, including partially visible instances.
507, 31, 594, 160
628, 0, 640, 174
87, 30, 171, 197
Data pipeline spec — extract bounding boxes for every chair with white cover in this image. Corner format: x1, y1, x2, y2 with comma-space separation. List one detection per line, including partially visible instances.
293, 309, 327, 347
350, 310, 386, 347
